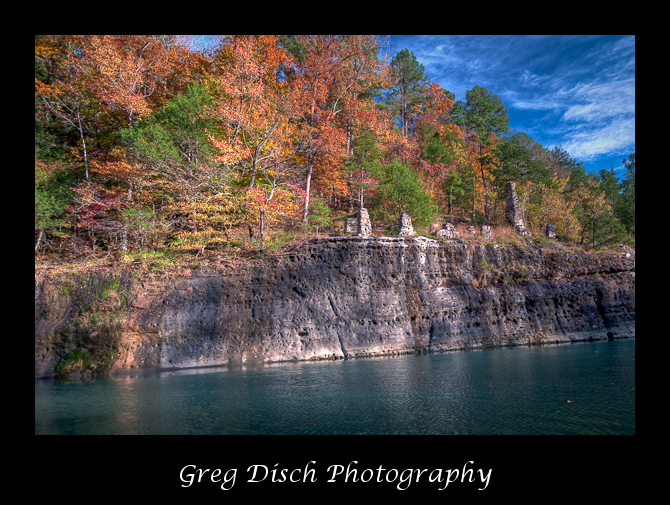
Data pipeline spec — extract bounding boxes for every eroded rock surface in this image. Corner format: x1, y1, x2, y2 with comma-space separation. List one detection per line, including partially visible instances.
35, 238, 635, 378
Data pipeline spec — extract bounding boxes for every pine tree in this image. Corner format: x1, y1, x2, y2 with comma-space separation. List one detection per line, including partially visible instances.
387, 49, 429, 139
453, 86, 509, 222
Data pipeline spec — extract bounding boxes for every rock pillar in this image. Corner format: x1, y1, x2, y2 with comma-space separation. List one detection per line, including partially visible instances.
398, 212, 415, 237
344, 217, 357, 234
481, 225, 492, 239
357, 208, 372, 237
505, 182, 531, 236
546, 223, 556, 239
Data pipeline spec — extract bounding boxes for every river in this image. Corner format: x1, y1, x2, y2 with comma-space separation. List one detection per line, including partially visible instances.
35, 338, 634, 435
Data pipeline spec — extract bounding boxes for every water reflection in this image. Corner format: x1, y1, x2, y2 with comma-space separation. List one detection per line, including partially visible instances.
35, 339, 635, 435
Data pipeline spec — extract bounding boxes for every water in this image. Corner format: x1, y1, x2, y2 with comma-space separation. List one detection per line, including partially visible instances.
35, 339, 635, 435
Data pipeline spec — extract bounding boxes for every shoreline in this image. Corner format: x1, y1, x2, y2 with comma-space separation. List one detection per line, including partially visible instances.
37, 333, 635, 382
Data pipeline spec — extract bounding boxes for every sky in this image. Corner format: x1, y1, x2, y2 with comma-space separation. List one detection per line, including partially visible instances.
384, 35, 635, 175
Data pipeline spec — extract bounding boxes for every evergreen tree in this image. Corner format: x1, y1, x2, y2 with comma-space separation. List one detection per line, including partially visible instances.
345, 130, 383, 210
387, 49, 429, 138
453, 86, 510, 222
35, 166, 72, 253
370, 159, 435, 228
619, 153, 635, 237
494, 132, 550, 186
421, 129, 454, 166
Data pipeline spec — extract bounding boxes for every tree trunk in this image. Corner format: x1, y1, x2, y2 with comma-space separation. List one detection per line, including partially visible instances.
479, 143, 489, 222
302, 152, 315, 223
472, 175, 476, 222
248, 147, 260, 190
121, 151, 134, 252
259, 208, 266, 249
77, 111, 89, 184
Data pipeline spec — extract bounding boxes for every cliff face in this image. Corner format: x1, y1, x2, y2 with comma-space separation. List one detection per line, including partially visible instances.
34, 237, 635, 379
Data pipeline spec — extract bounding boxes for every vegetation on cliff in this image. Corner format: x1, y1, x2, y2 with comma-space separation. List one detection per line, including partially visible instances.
35, 35, 635, 269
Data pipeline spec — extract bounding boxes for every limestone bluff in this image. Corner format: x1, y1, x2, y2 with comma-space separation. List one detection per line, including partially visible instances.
34, 237, 635, 379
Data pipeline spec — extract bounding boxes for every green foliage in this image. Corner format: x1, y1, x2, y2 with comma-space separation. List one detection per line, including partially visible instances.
54, 349, 120, 378
479, 257, 493, 270
307, 195, 332, 228
618, 153, 635, 236
420, 127, 454, 166
346, 130, 383, 206
533, 235, 553, 247
35, 166, 72, 247
494, 132, 550, 186
387, 48, 429, 137
121, 82, 216, 172
574, 178, 627, 249
453, 85, 510, 145
369, 159, 435, 227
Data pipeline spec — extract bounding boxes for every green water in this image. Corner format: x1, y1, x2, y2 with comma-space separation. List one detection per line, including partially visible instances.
35, 339, 635, 435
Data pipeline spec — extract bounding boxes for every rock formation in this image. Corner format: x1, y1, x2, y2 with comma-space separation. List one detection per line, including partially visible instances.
481, 225, 492, 239
35, 238, 635, 379
505, 182, 532, 236
356, 208, 372, 237
398, 212, 415, 237
546, 223, 556, 239
344, 217, 357, 234
436, 223, 460, 239
620, 244, 635, 259
466, 226, 476, 235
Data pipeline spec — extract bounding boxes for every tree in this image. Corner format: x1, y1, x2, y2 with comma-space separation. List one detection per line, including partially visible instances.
35, 35, 98, 183
494, 132, 550, 186
208, 36, 303, 241
345, 130, 383, 209
619, 153, 635, 237
387, 49, 429, 139
573, 179, 626, 249
35, 164, 70, 253
121, 82, 239, 249
285, 35, 382, 223
453, 86, 510, 222
370, 159, 435, 228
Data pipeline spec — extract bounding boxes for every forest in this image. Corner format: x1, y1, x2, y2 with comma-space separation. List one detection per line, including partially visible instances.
35, 35, 635, 265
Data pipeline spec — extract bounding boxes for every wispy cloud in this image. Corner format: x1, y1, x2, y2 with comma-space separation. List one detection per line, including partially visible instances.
560, 77, 635, 122
561, 117, 635, 160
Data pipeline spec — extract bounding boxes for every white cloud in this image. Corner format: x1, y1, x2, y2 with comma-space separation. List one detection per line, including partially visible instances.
561, 78, 635, 122
561, 117, 635, 160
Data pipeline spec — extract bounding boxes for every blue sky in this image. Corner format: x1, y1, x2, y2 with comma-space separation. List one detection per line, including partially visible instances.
385, 35, 635, 175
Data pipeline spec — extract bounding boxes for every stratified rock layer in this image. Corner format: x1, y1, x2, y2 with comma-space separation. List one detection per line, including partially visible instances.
35, 238, 635, 378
